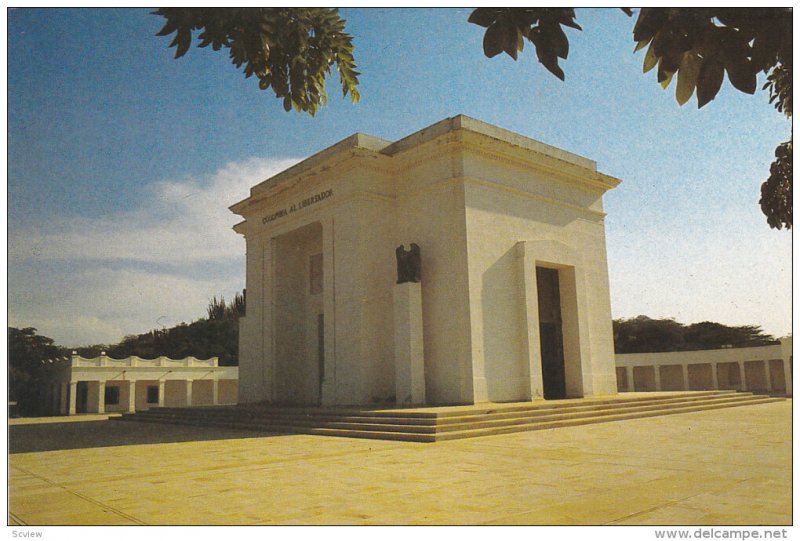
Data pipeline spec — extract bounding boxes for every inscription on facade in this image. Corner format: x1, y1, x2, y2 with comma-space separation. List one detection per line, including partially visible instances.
262, 189, 333, 224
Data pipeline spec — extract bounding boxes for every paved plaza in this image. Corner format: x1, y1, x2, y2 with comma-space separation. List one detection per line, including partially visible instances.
8, 399, 791, 525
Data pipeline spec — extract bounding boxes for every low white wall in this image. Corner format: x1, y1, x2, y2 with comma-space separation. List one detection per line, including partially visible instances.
43, 354, 239, 415
615, 337, 792, 396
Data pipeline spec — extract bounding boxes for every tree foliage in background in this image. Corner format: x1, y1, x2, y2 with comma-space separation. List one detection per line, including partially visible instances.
60, 293, 246, 366
108, 293, 245, 366
153, 8, 791, 229
206, 291, 246, 321
468, 8, 582, 81
8, 327, 68, 415
154, 8, 359, 116
613, 315, 779, 354
469, 7, 792, 229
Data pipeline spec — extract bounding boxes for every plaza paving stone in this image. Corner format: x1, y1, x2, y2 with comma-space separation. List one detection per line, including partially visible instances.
8, 399, 791, 525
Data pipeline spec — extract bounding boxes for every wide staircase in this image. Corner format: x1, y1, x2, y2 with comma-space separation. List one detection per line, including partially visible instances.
114, 390, 784, 443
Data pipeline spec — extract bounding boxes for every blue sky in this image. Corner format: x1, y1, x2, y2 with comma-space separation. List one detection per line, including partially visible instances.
8, 8, 792, 346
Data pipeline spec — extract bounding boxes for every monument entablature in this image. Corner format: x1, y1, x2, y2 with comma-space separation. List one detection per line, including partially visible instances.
231, 115, 621, 407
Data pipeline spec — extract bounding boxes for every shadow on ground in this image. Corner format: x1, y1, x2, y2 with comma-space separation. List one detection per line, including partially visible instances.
9, 420, 278, 453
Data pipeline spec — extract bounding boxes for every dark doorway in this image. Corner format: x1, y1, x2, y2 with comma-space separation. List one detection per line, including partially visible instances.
76, 381, 89, 414
537, 267, 566, 399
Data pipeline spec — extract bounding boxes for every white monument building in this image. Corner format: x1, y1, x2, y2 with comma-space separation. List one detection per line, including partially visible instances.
231, 116, 620, 407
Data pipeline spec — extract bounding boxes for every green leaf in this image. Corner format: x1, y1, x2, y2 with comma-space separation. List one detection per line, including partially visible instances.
174, 29, 191, 59
533, 41, 565, 80
696, 58, 724, 108
726, 61, 758, 95
659, 69, 674, 89
633, 8, 667, 43
643, 43, 658, 73
675, 51, 700, 106
468, 8, 497, 28
483, 22, 507, 58
634, 38, 650, 53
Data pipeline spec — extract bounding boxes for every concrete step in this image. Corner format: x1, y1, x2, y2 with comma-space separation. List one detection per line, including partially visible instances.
143, 390, 738, 421
120, 393, 768, 435
434, 393, 774, 432
432, 392, 748, 425
435, 396, 785, 441
136, 390, 740, 427
115, 392, 784, 442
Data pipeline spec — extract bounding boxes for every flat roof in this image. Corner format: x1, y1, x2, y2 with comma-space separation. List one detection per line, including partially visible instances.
232, 115, 603, 213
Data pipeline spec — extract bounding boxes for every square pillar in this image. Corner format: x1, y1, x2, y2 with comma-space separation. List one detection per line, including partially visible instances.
68, 381, 77, 415
738, 361, 747, 391
97, 381, 106, 414
158, 380, 165, 407
625, 366, 634, 392
127, 380, 136, 412
653, 366, 662, 391
783, 359, 792, 396
781, 337, 792, 396
46, 384, 54, 415
51, 384, 59, 414
320, 217, 337, 406
186, 379, 193, 407
711, 362, 719, 390
212, 378, 219, 405
59, 383, 68, 415
764, 360, 773, 392
517, 242, 544, 398
394, 281, 426, 406
681, 364, 690, 391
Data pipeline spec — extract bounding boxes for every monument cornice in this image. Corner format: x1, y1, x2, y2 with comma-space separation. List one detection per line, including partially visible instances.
461, 176, 607, 222
242, 188, 396, 240
231, 146, 393, 217
380, 128, 620, 195
457, 135, 621, 193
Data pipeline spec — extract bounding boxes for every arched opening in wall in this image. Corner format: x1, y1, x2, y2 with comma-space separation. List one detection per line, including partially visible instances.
273, 221, 324, 405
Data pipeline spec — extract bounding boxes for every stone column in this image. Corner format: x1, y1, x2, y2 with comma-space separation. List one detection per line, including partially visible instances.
212, 379, 219, 405
783, 359, 792, 396
653, 366, 662, 392
186, 379, 193, 407
394, 281, 426, 406
738, 361, 747, 391
764, 361, 773, 392
681, 364, 690, 391
710, 363, 719, 390
97, 381, 106, 414
46, 384, 54, 415
127, 380, 137, 413
517, 243, 544, 399
626, 366, 634, 392
59, 383, 68, 415
68, 381, 78, 415
320, 218, 337, 406
780, 336, 792, 396
158, 380, 165, 407
52, 384, 59, 414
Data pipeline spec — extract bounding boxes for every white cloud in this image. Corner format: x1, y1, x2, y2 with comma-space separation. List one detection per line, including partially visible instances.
9, 157, 299, 264
9, 267, 242, 346
8, 157, 299, 346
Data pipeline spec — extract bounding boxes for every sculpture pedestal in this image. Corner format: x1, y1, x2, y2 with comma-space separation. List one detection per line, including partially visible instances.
394, 281, 425, 405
